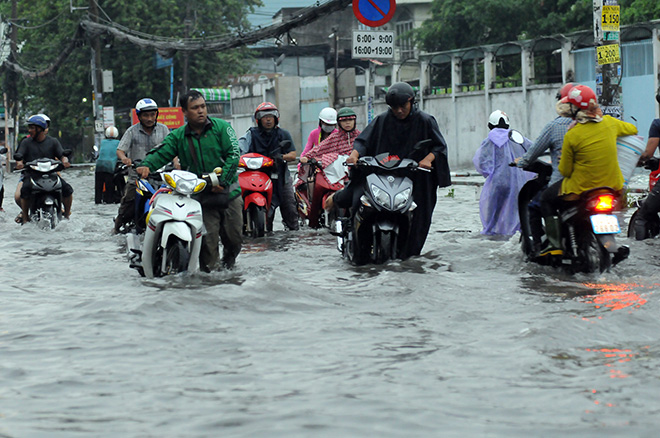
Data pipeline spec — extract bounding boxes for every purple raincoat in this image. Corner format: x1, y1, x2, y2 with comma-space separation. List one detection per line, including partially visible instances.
473, 128, 534, 236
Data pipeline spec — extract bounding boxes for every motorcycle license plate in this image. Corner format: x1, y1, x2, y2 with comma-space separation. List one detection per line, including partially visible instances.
590, 214, 620, 234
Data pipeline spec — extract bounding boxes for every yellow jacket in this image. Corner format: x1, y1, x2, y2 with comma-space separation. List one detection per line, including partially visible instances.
559, 115, 637, 195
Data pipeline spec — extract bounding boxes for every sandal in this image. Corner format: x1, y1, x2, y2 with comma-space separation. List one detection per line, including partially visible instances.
14, 212, 23, 224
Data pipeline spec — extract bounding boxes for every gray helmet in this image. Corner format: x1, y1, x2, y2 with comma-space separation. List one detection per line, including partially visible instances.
386, 82, 415, 107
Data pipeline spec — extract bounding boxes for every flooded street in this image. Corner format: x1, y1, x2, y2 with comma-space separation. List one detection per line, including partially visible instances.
1, 167, 659, 437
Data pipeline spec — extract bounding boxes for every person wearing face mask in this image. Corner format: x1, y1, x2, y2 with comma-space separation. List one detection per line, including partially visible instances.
300, 108, 337, 168
300, 107, 360, 168
238, 102, 299, 231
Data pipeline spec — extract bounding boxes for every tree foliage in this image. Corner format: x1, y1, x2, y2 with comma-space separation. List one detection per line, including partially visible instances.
416, 0, 659, 52
1, 0, 261, 148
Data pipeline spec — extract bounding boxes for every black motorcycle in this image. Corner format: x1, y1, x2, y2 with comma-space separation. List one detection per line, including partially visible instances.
15, 152, 70, 229
338, 141, 431, 265
626, 157, 660, 240
518, 159, 629, 273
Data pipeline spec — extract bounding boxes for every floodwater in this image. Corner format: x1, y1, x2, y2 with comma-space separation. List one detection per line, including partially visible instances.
1, 167, 659, 437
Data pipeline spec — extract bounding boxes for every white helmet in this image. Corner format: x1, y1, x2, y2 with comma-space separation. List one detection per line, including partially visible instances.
135, 98, 158, 114
105, 126, 119, 138
319, 107, 337, 125
488, 110, 510, 129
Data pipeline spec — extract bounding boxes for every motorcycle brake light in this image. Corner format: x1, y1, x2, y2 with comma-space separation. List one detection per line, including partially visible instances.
587, 194, 616, 212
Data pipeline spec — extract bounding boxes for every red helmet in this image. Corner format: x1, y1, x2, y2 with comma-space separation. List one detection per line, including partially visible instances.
561, 85, 597, 109
556, 83, 574, 100
255, 102, 280, 123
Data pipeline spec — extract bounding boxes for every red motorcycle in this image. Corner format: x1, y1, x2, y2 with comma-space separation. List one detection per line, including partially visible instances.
295, 157, 346, 228
238, 152, 275, 237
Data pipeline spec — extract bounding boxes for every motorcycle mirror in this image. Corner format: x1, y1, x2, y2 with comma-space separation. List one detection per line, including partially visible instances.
509, 130, 525, 145
14, 153, 24, 162
0, 147, 7, 154
62, 149, 73, 157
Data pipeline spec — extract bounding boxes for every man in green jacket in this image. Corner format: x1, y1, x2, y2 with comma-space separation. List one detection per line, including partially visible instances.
137, 90, 242, 270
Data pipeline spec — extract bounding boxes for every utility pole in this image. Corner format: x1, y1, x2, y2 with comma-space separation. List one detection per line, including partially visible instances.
332, 27, 338, 107
4, 0, 18, 160
90, 0, 104, 149
593, 0, 622, 119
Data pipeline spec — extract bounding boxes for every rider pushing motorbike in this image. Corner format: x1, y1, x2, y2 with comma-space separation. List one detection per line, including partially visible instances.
329, 82, 451, 258
538, 85, 637, 256
14, 115, 73, 224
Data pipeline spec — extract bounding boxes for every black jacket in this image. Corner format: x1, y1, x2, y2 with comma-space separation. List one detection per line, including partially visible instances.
353, 106, 451, 188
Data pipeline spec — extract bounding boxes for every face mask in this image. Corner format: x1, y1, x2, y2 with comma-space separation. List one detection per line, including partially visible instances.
321, 124, 335, 133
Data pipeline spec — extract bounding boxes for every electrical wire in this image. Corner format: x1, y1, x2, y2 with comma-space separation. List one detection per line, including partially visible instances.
9, 10, 67, 30
2, 0, 351, 78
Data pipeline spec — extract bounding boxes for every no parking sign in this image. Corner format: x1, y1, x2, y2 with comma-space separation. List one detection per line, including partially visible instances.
352, 0, 396, 27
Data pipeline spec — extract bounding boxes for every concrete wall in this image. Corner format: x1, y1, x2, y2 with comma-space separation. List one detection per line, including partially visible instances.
347, 76, 658, 171
345, 84, 569, 170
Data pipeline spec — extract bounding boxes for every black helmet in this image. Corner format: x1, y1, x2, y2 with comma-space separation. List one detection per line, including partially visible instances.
386, 82, 415, 107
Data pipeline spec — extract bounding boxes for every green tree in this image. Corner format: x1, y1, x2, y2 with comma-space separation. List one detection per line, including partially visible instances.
416, 0, 658, 53
1, 0, 261, 152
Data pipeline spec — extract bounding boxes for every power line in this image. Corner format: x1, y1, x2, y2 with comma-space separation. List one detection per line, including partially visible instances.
1, 0, 352, 78
9, 11, 67, 29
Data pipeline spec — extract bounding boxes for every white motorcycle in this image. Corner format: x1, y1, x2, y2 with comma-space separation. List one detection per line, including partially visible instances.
128, 169, 211, 278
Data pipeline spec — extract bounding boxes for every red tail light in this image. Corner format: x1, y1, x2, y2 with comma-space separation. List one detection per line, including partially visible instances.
587, 194, 616, 213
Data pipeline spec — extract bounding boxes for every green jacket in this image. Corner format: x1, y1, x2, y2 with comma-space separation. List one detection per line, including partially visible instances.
141, 117, 241, 198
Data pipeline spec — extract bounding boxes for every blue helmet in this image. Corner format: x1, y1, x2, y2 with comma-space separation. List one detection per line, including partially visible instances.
27, 115, 48, 130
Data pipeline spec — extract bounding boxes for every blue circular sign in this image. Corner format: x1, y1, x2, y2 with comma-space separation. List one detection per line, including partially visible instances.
353, 0, 396, 28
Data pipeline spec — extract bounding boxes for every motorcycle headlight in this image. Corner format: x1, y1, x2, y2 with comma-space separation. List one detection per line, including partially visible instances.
244, 157, 264, 170
393, 188, 411, 210
176, 177, 197, 195
371, 184, 391, 209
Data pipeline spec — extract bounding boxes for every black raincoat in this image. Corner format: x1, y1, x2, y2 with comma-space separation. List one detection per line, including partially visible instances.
343, 106, 451, 257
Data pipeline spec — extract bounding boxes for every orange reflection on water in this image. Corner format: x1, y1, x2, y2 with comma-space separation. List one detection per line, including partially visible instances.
584, 346, 650, 413
580, 282, 648, 312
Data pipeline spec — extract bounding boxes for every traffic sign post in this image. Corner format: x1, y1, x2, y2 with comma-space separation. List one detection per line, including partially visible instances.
352, 0, 396, 27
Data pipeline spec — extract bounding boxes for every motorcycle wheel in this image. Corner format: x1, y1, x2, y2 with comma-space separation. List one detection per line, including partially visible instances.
374, 230, 393, 264
579, 231, 610, 273
348, 221, 371, 265
627, 209, 640, 238
627, 209, 660, 240
162, 238, 190, 276
36, 206, 58, 230
249, 204, 266, 238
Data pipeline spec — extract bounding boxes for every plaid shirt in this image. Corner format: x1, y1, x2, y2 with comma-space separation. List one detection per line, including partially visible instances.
518, 116, 572, 184
117, 122, 170, 161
